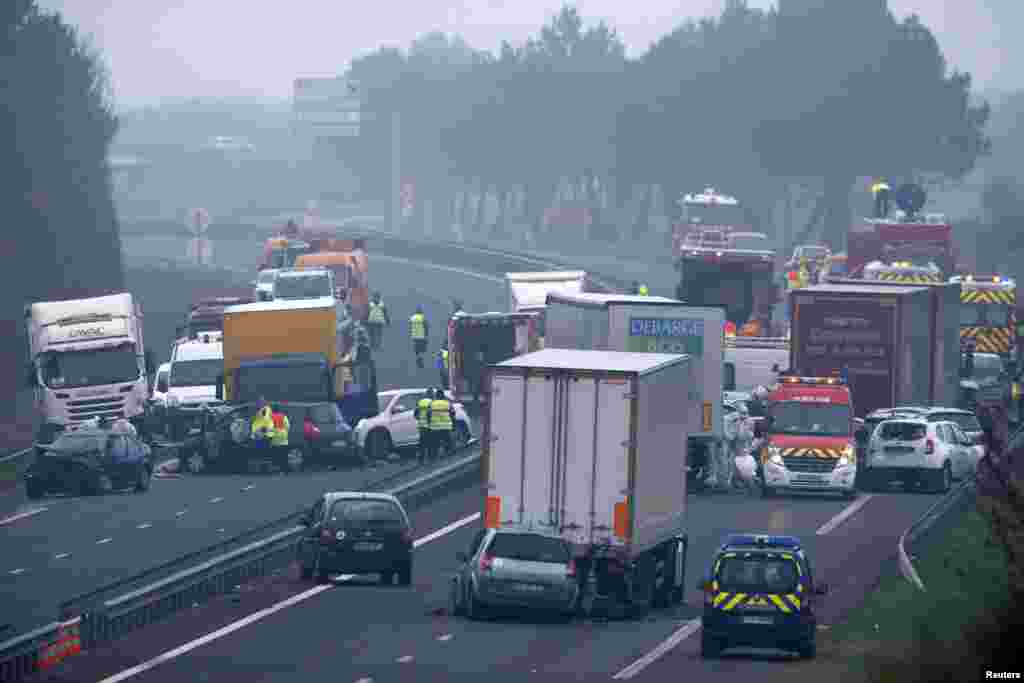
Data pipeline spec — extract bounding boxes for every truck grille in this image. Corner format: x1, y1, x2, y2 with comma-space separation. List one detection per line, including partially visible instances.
67, 396, 126, 422
782, 457, 837, 474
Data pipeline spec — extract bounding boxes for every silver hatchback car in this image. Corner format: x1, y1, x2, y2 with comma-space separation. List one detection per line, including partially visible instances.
449, 527, 579, 620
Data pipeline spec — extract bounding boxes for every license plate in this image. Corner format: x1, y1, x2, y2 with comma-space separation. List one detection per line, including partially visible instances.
742, 616, 773, 625
353, 542, 383, 551
515, 583, 544, 592
331, 440, 348, 447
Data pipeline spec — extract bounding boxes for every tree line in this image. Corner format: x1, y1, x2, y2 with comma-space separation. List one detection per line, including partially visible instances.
346, 1, 990, 251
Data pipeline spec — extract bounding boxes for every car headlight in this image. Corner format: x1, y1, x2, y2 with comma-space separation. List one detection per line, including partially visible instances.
766, 446, 783, 465
335, 530, 347, 541
839, 445, 855, 467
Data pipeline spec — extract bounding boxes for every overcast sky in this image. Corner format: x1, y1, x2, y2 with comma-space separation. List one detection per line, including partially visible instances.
38, 1, 1020, 107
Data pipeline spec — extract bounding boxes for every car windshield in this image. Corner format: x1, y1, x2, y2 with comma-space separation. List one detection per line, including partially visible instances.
716, 556, 799, 593
681, 203, 746, 227
929, 413, 981, 432
235, 364, 329, 403
769, 401, 851, 437
40, 345, 139, 389
169, 359, 222, 387
487, 533, 570, 564
878, 421, 927, 441
274, 275, 331, 299
329, 499, 405, 526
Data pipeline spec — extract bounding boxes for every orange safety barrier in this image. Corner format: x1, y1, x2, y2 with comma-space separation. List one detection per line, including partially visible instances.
37, 620, 81, 670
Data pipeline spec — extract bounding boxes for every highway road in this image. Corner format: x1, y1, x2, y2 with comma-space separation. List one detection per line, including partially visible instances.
0, 227, 506, 637
44, 484, 943, 682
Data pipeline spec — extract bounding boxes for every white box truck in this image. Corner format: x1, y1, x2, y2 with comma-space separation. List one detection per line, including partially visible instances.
482, 349, 691, 613
505, 271, 589, 341
543, 292, 724, 488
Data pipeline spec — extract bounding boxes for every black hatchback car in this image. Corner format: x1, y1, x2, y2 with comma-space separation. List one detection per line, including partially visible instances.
24, 426, 153, 499
297, 492, 413, 585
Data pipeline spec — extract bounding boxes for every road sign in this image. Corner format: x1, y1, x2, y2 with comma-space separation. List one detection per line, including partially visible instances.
293, 77, 362, 138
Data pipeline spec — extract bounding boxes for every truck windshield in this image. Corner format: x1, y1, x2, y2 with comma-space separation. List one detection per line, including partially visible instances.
770, 401, 851, 437
274, 275, 332, 299
40, 346, 138, 389
682, 203, 746, 227
170, 359, 222, 387
236, 364, 330, 403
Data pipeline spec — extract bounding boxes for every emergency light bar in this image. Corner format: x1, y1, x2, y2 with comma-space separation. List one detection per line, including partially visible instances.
722, 534, 801, 550
952, 274, 1016, 286
780, 376, 846, 386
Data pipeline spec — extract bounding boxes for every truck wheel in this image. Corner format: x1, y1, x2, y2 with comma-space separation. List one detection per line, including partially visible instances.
653, 540, 683, 608
798, 638, 817, 659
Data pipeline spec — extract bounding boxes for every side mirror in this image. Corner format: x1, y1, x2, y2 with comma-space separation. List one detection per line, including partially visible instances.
456, 552, 467, 562
814, 583, 829, 596
215, 374, 224, 401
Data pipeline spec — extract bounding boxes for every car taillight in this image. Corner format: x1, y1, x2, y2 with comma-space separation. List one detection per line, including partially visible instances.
566, 559, 577, 578
304, 419, 320, 439
924, 439, 935, 455
479, 553, 494, 572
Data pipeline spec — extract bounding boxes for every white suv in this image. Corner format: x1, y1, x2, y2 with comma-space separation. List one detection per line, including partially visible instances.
354, 389, 473, 460
864, 418, 974, 493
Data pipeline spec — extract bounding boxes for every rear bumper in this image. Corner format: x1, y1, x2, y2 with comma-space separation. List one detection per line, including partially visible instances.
476, 581, 578, 611
317, 545, 411, 574
702, 610, 814, 646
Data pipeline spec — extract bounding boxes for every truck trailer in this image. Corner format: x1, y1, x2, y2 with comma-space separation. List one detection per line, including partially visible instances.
543, 292, 723, 487
505, 271, 589, 340
482, 349, 691, 614
788, 284, 957, 417
448, 311, 541, 403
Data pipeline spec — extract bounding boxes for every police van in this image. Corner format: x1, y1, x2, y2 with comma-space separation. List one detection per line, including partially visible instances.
698, 534, 828, 659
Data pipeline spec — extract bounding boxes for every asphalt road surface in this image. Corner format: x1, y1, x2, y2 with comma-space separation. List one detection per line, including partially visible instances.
45, 485, 943, 682
0, 228, 505, 637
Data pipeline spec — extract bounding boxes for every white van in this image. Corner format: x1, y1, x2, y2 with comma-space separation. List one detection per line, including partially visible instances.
164, 335, 224, 440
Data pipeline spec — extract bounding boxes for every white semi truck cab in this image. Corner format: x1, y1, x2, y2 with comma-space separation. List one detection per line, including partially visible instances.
25, 293, 152, 433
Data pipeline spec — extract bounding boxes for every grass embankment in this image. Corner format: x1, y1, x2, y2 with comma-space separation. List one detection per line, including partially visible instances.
777, 502, 1011, 682
0, 461, 18, 492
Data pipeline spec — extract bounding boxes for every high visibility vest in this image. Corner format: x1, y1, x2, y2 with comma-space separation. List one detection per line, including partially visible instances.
409, 313, 426, 340
638, 285, 650, 296
416, 398, 432, 429
871, 182, 890, 196
368, 302, 387, 324
436, 349, 449, 370
724, 321, 737, 338
798, 265, 809, 288
251, 407, 275, 439
270, 412, 289, 446
429, 399, 453, 431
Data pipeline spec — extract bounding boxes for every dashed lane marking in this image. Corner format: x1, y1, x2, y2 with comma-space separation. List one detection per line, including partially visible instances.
8, 568, 27, 576
242, 485, 255, 492
175, 510, 187, 517
0, 507, 48, 526
96, 537, 113, 545
54, 553, 71, 560
98, 512, 482, 683
816, 494, 875, 536
396, 655, 414, 664
354, 678, 374, 683
137, 523, 152, 530
437, 633, 453, 642
210, 497, 224, 504
612, 618, 703, 679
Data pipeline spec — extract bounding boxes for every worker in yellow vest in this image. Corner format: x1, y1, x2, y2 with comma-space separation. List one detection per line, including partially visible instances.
366, 292, 390, 350
409, 306, 429, 369
797, 257, 810, 289
871, 177, 891, 218
413, 393, 433, 464
427, 388, 455, 460
436, 344, 449, 390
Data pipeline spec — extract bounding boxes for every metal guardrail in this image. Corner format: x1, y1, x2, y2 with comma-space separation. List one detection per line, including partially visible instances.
0, 444, 480, 681
0, 448, 33, 465
897, 478, 976, 591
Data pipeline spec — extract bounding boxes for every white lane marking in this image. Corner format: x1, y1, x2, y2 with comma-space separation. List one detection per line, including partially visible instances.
210, 497, 224, 504
816, 494, 874, 536
0, 507, 48, 526
437, 633, 453, 642
217, 529, 226, 533
137, 523, 152, 530
175, 510, 187, 517
612, 618, 703, 679
97, 537, 113, 545
9, 568, 27, 575
242, 485, 255, 492
373, 254, 503, 283
396, 655, 414, 664
54, 553, 71, 560
98, 512, 482, 683
354, 678, 373, 683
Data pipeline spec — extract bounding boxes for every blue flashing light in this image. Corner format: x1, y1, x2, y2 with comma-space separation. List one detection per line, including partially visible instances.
722, 533, 801, 550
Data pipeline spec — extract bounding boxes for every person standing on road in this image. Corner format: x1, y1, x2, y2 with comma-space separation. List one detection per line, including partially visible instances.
428, 388, 455, 459
251, 397, 276, 443
436, 343, 450, 390
366, 292, 390, 350
410, 306, 429, 369
270, 405, 290, 446
414, 392, 433, 465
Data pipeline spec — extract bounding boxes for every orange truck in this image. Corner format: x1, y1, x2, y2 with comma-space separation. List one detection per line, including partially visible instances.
259, 228, 370, 322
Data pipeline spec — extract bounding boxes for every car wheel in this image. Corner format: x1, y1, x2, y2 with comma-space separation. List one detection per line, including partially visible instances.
367, 430, 392, 461
449, 581, 464, 616
134, 465, 151, 493
454, 421, 471, 451
700, 632, 723, 658
25, 479, 44, 501
466, 586, 486, 621
798, 638, 817, 659
935, 462, 952, 494
397, 557, 413, 586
